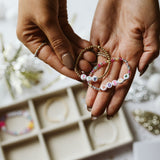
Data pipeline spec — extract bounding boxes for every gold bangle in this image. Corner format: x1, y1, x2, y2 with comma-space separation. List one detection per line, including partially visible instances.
74, 45, 111, 81
44, 97, 69, 123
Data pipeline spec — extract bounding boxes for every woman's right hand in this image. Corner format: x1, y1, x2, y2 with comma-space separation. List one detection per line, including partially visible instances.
16, 0, 95, 80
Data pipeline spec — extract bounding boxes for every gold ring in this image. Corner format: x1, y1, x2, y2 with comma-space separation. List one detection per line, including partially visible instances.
34, 42, 47, 57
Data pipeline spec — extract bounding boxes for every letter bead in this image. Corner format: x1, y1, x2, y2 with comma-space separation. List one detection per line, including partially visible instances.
80, 74, 87, 81
100, 85, 107, 91
106, 82, 112, 88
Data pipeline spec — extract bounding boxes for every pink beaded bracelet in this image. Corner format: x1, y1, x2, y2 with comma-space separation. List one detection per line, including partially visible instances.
0, 110, 34, 136
88, 57, 131, 91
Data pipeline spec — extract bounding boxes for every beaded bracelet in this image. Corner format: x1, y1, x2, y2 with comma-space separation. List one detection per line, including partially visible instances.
88, 57, 131, 91
74, 45, 111, 81
44, 97, 69, 123
89, 118, 117, 146
80, 52, 111, 82
0, 110, 34, 136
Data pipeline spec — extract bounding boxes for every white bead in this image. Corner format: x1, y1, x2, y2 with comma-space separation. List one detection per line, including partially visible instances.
112, 80, 118, 86
100, 85, 107, 91
106, 82, 112, 88
23, 111, 29, 117
1, 126, 6, 131
117, 78, 124, 84
7, 112, 17, 117
124, 73, 130, 80
86, 76, 92, 82
92, 76, 98, 82
80, 74, 87, 81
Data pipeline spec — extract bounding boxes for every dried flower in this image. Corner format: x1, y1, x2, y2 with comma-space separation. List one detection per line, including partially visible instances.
0, 35, 43, 98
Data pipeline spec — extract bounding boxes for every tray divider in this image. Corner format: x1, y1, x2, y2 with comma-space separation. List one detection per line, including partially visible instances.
28, 100, 41, 130
28, 100, 51, 160
66, 87, 81, 117
78, 120, 93, 152
0, 145, 5, 160
38, 133, 51, 160
1, 133, 38, 147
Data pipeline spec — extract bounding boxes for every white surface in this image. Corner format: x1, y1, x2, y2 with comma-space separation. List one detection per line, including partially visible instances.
0, 0, 160, 160
133, 140, 160, 160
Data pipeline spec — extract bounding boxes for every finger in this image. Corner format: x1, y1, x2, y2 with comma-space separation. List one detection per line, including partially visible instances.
79, 59, 92, 73
138, 24, 159, 75
85, 56, 107, 109
83, 51, 97, 63
72, 46, 93, 73
39, 17, 75, 70
78, 51, 97, 73
25, 40, 79, 80
91, 61, 122, 117
107, 63, 136, 116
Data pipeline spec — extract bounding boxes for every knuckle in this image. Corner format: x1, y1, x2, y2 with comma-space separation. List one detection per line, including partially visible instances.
16, 27, 34, 45
51, 38, 68, 54
37, 15, 54, 28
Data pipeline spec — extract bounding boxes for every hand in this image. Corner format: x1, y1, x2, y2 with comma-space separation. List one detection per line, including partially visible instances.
16, 0, 95, 80
86, 0, 160, 118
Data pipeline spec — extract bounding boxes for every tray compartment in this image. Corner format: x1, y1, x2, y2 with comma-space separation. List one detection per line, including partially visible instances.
3, 137, 45, 160
44, 123, 90, 160
0, 103, 35, 142
33, 89, 79, 129
84, 110, 133, 150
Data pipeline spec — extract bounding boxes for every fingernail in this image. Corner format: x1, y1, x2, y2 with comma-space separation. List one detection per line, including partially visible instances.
91, 114, 98, 120
140, 65, 149, 76
62, 53, 74, 69
87, 106, 92, 112
106, 115, 113, 120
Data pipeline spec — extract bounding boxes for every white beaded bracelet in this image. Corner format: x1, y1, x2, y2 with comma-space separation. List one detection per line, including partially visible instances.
44, 97, 69, 123
88, 57, 131, 91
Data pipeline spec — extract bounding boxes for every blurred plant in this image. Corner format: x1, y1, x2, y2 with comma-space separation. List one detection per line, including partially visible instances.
0, 34, 43, 99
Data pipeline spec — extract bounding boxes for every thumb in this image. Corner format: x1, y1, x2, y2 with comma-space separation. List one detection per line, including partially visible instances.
40, 18, 75, 69
138, 24, 159, 75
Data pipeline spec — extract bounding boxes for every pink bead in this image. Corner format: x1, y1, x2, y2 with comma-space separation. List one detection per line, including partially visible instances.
98, 64, 101, 67
112, 80, 117, 86
111, 59, 114, 62
0, 121, 5, 128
